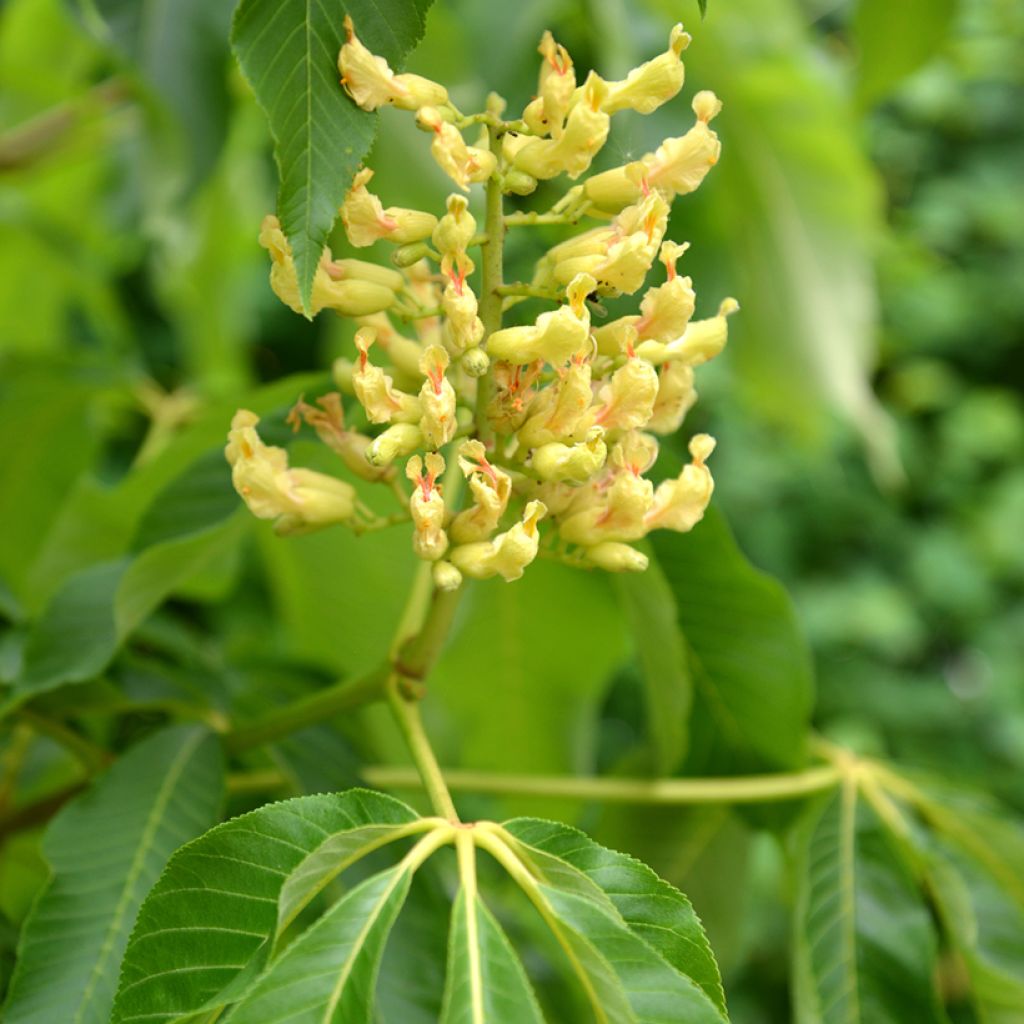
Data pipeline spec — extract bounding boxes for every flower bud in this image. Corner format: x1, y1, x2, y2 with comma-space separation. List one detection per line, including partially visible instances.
392, 242, 433, 268
418, 345, 457, 449
533, 428, 607, 483
582, 161, 647, 214
366, 423, 423, 466
339, 17, 448, 112
327, 255, 405, 292
585, 542, 649, 573
341, 168, 437, 248
602, 24, 690, 115
433, 560, 463, 592
645, 434, 715, 533
502, 168, 539, 196
461, 346, 490, 378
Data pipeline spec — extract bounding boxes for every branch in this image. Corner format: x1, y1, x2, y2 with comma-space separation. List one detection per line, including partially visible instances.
361, 764, 843, 805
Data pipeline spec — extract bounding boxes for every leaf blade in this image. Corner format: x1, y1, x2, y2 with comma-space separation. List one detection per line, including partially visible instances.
2, 725, 224, 1024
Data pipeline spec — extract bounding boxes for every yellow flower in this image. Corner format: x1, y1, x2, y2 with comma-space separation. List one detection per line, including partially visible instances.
366, 423, 423, 467
602, 24, 690, 115
338, 16, 448, 112
585, 542, 649, 572
432, 194, 477, 256
341, 168, 437, 247
418, 107, 497, 191
406, 453, 449, 561
451, 500, 548, 581
558, 471, 653, 545
226, 410, 356, 535
659, 297, 738, 365
535, 31, 576, 136
533, 427, 607, 483
511, 73, 610, 180
440, 256, 485, 353
516, 359, 594, 448
258, 215, 396, 317
645, 434, 715, 532
286, 393, 391, 482
352, 327, 421, 424
487, 274, 594, 365
417, 345, 457, 449
450, 440, 512, 543
644, 91, 723, 198
647, 362, 697, 435
593, 353, 659, 432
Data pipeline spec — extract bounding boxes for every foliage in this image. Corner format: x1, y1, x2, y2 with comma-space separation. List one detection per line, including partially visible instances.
0, 0, 1021, 1021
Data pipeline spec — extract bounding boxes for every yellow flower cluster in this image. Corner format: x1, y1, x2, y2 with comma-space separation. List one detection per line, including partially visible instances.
231, 19, 737, 589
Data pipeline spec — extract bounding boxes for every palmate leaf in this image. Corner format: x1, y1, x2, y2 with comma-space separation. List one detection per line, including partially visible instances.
792, 781, 946, 1024
114, 790, 728, 1024
651, 508, 814, 772
231, 0, 433, 314
1, 725, 224, 1024
901, 787, 1024, 1022
504, 819, 728, 1018
111, 789, 425, 1023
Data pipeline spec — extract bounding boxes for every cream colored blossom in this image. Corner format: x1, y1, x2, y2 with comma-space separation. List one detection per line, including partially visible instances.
286, 393, 391, 482
558, 470, 654, 545
432, 194, 477, 256
418, 107, 497, 191
406, 453, 448, 560
418, 345, 457, 449
339, 16, 448, 112
352, 327, 421, 424
593, 355, 659, 432
258, 215, 395, 317
585, 542, 649, 572
516, 359, 594, 448
644, 91, 723, 198
602, 24, 690, 114
647, 362, 697, 434
226, 410, 356, 535
451, 500, 547, 581
645, 434, 715, 532
450, 440, 512, 543
341, 168, 437, 247
533, 428, 607, 483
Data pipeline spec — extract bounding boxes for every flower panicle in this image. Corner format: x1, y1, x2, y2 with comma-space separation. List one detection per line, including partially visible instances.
234, 19, 736, 588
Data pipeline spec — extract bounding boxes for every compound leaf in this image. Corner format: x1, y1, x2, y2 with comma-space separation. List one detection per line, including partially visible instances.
112, 790, 421, 1024
792, 782, 945, 1023
2, 725, 224, 1024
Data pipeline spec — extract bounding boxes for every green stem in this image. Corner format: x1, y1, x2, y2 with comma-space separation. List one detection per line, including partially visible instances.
224, 665, 389, 754
474, 119, 506, 444
18, 710, 112, 773
361, 764, 842, 805
386, 674, 458, 820
495, 283, 564, 302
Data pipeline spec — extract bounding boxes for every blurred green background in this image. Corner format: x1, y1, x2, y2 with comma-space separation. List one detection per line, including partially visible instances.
1, 0, 1022, 1018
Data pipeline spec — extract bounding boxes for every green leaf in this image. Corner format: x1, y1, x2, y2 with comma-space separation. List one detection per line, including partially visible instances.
231, 0, 434, 313
792, 782, 945, 1024
86, 0, 236, 190
226, 863, 414, 1024
651, 508, 813, 772
112, 790, 422, 1023
900, 788, 1024, 1021
1, 725, 224, 1024
8, 515, 244, 710
614, 557, 692, 773
537, 883, 727, 1024
440, 886, 545, 1024
504, 819, 727, 1018
852, 0, 956, 107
